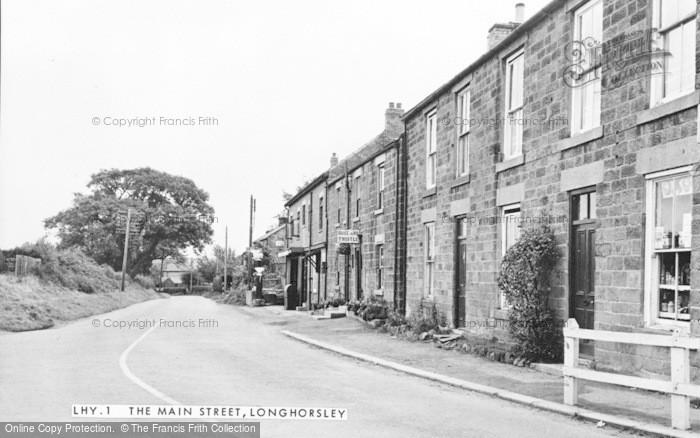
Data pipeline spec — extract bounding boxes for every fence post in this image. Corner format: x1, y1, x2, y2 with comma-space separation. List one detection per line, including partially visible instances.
564, 318, 579, 406
670, 331, 690, 430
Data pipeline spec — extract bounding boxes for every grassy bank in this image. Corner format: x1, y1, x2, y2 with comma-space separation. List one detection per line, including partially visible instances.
0, 242, 161, 332
0, 275, 160, 331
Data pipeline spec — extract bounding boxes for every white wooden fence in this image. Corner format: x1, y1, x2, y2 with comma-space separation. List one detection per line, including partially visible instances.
563, 318, 700, 430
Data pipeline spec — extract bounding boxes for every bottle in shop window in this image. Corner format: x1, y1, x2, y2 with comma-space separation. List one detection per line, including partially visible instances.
668, 300, 675, 314
661, 292, 668, 312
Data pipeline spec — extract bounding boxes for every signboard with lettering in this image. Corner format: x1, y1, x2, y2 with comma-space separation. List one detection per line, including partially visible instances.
337, 229, 359, 244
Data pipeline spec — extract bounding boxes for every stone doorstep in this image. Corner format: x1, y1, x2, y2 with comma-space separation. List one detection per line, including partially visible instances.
311, 311, 346, 320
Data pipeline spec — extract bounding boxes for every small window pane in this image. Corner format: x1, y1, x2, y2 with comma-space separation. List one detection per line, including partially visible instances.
589, 192, 597, 219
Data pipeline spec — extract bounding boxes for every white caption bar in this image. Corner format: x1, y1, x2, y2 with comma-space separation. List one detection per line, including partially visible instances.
72, 405, 348, 420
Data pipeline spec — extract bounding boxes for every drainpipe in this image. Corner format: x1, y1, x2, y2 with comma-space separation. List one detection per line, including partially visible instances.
308, 194, 313, 311
344, 161, 351, 302
393, 135, 407, 315
324, 184, 329, 302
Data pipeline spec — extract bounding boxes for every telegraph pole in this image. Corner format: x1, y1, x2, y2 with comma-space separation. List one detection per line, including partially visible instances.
120, 208, 132, 292
223, 226, 228, 292
248, 195, 255, 285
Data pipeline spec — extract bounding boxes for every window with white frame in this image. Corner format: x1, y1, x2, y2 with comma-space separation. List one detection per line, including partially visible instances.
377, 165, 386, 209
504, 49, 524, 159
425, 222, 436, 297
501, 205, 522, 308
651, 0, 696, 105
318, 196, 324, 230
571, 0, 602, 134
336, 186, 342, 224
377, 244, 384, 289
426, 110, 437, 188
645, 168, 692, 326
355, 176, 361, 218
457, 88, 471, 177
296, 210, 300, 235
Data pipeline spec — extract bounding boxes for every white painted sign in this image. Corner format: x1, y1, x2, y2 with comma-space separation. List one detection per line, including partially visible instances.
337, 229, 359, 244
275, 240, 285, 247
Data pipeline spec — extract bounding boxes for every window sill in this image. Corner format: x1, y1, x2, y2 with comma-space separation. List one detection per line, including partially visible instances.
335, 223, 340, 228
373, 289, 384, 296
646, 322, 691, 335
422, 187, 437, 198
352, 217, 360, 223
449, 174, 470, 189
557, 125, 603, 152
374, 208, 384, 216
636, 90, 700, 126
495, 155, 524, 173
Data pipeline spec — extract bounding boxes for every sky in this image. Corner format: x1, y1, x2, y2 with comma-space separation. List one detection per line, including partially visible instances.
0, 0, 551, 257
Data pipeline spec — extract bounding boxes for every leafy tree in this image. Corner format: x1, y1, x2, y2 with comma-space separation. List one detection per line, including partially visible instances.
45, 168, 215, 276
196, 245, 237, 283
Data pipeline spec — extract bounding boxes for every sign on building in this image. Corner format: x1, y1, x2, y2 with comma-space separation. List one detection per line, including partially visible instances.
337, 229, 360, 244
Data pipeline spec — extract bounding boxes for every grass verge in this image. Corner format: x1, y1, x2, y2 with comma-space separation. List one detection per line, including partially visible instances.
0, 274, 160, 332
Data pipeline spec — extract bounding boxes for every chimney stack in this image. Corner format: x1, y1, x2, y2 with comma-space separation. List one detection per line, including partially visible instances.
487, 3, 524, 50
330, 152, 339, 168
385, 102, 405, 135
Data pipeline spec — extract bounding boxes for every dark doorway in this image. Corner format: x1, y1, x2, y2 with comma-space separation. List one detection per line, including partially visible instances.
455, 218, 467, 328
570, 189, 597, 358
355, 246, 363, 300
300, 258, 308, 307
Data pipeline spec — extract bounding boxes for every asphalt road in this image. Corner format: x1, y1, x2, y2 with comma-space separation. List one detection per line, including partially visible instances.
0, 296, 635, 437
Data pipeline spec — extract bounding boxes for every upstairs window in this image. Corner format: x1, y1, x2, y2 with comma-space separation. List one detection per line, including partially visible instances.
355, 176, 361, 218
571, 0, 602, 134
504, 49, 524, 158
336, 187, 342, 225
318, 197, 324, 230
377, 165, 386, 209
652, 0, 696, 105
426, 110, 437, 188
457, 88, 471, 177
302, 204, 306, 227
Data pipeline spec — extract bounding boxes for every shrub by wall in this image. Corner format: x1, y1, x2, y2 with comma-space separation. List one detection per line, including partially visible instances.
497, 225, 563, 363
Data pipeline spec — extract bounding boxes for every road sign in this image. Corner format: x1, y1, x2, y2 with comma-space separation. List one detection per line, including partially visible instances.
337, 229, 359, 244
251, 249, 264, 261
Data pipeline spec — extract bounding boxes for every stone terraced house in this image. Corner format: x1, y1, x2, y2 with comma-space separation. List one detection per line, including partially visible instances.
401, 0, 699, 378
275, 0, 700, 379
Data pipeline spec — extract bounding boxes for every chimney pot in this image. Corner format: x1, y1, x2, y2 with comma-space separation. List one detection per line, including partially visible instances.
330, 152, 338, 168
515, 3, 525, 23
389, 102, 395, 109
397, 103, 402, 109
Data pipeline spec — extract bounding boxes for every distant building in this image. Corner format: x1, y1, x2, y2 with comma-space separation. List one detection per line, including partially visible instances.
326, 103, 406, 308
152, 257, 189, 285
253, 217, 288, 278
281, 172, 329, 308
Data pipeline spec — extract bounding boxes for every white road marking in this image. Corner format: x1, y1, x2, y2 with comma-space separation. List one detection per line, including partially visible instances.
118, 325, 181, 405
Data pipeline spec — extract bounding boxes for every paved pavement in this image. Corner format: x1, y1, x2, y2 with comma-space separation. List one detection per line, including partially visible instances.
0, 296, 636, 437
263, 305, 700, 431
